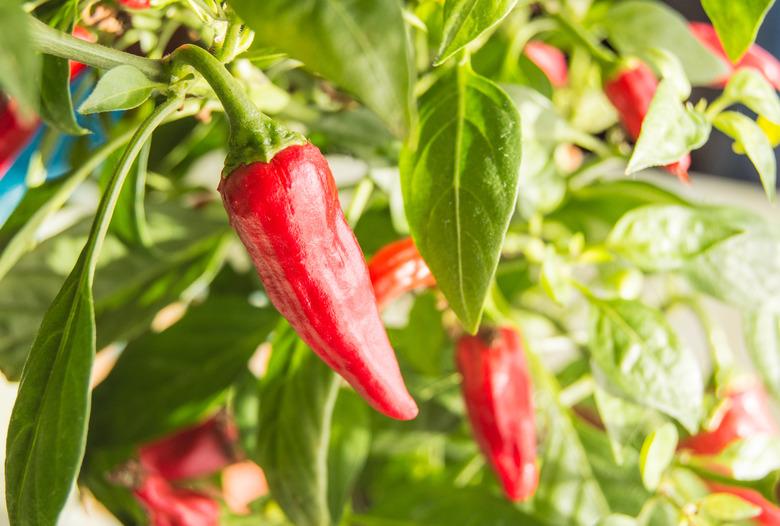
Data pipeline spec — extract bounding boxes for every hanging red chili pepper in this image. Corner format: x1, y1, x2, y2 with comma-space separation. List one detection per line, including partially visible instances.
368, 237, 435, 310
707, 483, 780, 526
524, 40, 568, 88
680, 382, 778, 456
604, 60, 691, 182
689, 22, 780, 90
139, 416, 238, 482
134, 474, 220, 526
170, 44, 418, 421
456, 326, 538, 501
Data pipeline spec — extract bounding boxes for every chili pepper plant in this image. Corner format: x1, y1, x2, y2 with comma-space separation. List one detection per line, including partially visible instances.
1, 0, 780, 525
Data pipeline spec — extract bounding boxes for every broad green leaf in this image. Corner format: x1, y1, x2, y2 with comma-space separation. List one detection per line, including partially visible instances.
603, 0, 729, 85
436, 0, 519, 65
230, 0, 415, 136
0, 0, 38, 116
701, 0, 775, 62
626, 80, 710, 175
638, 423, 678, 490
715, 436, 780, 480
721, 68, 780, 124
698, 493, 761, 521
39, 55, 89, 135
608, 205, 741, 271
5, 97, 180, 526
594, 386, 655, 465
90, 295, 277, 447
255, 323, 339, 526
714, 111, 776, 200
78, 65, 159, 114
388, 291, 447, 376
588, 298, 703, 432
743, 310, 780, 399
400, 64, 521, 332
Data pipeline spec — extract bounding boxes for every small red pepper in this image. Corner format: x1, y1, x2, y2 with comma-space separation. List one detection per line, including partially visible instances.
119, 0, 151, 9
707, 483, 780, 526
604, 60, 691, 182
134, 474, 219, 526
139, 416, 237, 482
524, 40, 568, 88
689, 22, 780, 90
368, 237, 435, 310
680, 383, 778, 456
456, 326, 538, 502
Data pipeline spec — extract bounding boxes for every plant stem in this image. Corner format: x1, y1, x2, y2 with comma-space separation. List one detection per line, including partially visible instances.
29, 16, 167, 81
549, 11, 617, 69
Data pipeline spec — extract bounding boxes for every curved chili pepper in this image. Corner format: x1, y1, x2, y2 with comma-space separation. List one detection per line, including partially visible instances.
689, 22, 780, 90
524, 40, 568, 88
604, 60, 691, 182
707, 483, 780, 526
368, 237, 435, 310
134, 474, 219, 526
139, 416, 237, 482
456, 326, 538, 501
680, 383, 778, 455
219, 143, 418, 420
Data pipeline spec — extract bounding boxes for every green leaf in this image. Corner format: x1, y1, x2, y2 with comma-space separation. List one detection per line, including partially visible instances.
588, 298, 703, 432
594, 386, 655, 465
698, 492, 762, 521
0, 0, 38, 116
436, 0, 519, 65
743, 310, 780, 399
715, 436, 780, 480
626, 80, 710, 175
643, 47, 690, 100
39, 55, 89, 135
230, 0, 415, 136
603, 0, 730, 86
255, 323, 340, 526
720, 68, 780, 124
701, 0, 775, 62
608, 205, 741, 271
388, 291, 447, 375
90, 294, 277, 447
4, 97, 181, 526
400, 64, 521, 332
714, 111, 777, 200
78, 65, 159, 114
596, 515, 638, 526
110, 139, 151, 246
638, 422, 678, 490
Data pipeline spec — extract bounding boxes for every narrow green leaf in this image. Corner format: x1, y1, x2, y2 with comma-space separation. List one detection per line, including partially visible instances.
603, 0, 729, 86
0, 0, 38, 116
638, 423, 678, 490
436, 0, 519, 65
230, 0, 415, 136
626, 80, 710, 175
608, 205, 741, 271
400, 64, 521, 332
588, 298, 703, 432
721, 68, 780, 124
110, 139, 152, 246
698, 492, 761, 521
701, 0, 775, 62
40, 55, 89, 135
79, 65, 159, 114
714, 111, 776, 200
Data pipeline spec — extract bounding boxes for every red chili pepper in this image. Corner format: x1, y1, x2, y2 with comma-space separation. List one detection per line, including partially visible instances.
680, 383, 778, 456
119, 0, 151, 9
70, 26, 94, 77
524, 40, 568, 88
139, 417, 237, 482
707, 483, 780, 526
134, 474, 219, 526
604, 60, 691, 182
456, 326, 538, 501
219, 143, 418, 421
368, 237, 435, 310
689, 22, 780, 90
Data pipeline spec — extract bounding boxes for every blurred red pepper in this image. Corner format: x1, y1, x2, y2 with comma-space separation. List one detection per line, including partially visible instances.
368, 237, 435, 310
119, 0, 151, 9
139, 416, 237, 482
456, 326, 538, 502
680, 382, 778, 456
707, 483, 780, 526
689, 22, 780, 90
524, 40, 568, 88
604, 60, 691, 182
134, 474, 219, 526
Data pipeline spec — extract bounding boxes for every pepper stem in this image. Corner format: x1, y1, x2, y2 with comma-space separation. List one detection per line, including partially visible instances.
169, 44, 305, 171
